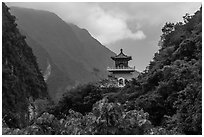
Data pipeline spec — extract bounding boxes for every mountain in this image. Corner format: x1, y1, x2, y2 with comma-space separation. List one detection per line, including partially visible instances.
2, 3, 49, 128
69, 23, 115, 70
10, 7, 116, 102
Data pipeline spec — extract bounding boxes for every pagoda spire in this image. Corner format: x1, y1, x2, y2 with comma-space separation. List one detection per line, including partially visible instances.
120, 48, 123, 53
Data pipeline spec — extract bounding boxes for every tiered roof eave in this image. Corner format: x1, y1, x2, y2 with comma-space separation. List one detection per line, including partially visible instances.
111, 49, 132, 61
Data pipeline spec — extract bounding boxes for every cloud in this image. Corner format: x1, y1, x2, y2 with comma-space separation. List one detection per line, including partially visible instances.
7, 2, 146, 45
54, 3, 146, 44
77, 4, 145, 44
99, 2, 201, 26
7, 2, 200, 45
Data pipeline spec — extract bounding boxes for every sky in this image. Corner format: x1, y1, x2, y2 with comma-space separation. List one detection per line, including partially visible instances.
7, 2, 201, 72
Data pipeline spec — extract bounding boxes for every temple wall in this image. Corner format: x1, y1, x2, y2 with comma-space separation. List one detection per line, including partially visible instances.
112, 72, 134, 80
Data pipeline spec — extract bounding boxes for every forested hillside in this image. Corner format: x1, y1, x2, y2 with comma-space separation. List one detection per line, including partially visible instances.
2, 4, 202, 135
118, 7, 202, 134
2, 3, 49, 128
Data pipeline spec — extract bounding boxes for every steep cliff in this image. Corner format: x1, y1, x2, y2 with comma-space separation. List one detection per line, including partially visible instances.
2, 3, 49, 128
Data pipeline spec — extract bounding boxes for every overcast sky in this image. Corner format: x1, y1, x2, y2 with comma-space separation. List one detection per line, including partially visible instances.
7, 2, 201, 71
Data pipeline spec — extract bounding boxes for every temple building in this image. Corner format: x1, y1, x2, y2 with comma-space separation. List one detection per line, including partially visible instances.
107, 49, 136, 87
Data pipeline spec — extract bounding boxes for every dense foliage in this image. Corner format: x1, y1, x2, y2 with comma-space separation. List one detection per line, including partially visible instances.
2, 3, 49, 128
50, 83, 119, 119
108, 7, 202, 134
3, 98, 179, 135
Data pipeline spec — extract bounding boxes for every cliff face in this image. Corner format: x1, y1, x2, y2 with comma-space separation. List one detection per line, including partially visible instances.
2, 3, 49, 128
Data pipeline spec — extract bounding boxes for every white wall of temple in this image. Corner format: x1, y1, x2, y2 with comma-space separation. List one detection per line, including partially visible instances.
113, 73, 134, 80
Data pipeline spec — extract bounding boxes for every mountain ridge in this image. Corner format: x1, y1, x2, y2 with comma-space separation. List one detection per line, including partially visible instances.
10, 6, 116, 102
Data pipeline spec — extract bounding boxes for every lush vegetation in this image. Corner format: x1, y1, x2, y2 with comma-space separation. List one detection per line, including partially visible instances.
3, 98, 179, 135
108, 7, 202, 134
2, 3, 49, 128
2, 3, 202, 135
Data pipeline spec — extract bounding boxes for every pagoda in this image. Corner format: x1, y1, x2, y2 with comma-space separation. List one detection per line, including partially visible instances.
107, 49, 135, 87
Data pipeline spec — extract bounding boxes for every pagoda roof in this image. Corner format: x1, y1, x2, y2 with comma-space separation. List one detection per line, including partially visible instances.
111, 49, 132, 60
